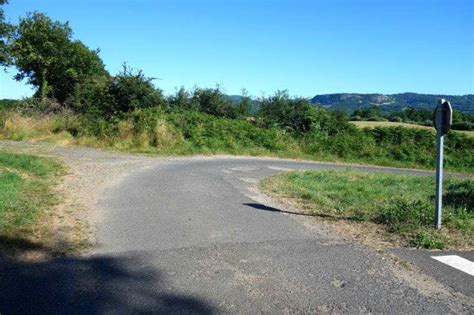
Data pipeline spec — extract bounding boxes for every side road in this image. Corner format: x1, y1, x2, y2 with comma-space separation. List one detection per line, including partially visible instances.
0, 141, 472, 314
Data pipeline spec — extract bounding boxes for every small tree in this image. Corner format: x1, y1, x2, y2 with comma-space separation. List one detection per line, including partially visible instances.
191, 85, 238, 118
259, 90, 317, 133
104, 64, 165, 115
168, 86, 192, 110
238, 88, 251, 117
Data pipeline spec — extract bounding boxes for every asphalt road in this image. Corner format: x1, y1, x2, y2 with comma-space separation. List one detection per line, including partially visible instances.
1, 153, 473, 314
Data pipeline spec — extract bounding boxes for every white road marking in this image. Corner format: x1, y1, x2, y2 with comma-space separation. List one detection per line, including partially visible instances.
267, 166, 293, 171
238, 177, 258, 184
230, 166, 259, 172
431, 255, 474, 276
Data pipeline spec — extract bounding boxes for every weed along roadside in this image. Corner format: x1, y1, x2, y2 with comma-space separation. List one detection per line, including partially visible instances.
260, 170, 473, 250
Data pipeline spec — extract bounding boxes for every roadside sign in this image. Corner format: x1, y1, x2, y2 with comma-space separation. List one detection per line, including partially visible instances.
433, 99, 453, 230
433, 99, 453, 135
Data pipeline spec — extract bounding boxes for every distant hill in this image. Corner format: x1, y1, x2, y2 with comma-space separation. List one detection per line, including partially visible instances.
311, 93, 474, 114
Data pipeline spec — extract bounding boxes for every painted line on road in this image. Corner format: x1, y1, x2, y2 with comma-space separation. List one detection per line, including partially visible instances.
267, 166, 293, 171
431, 255, 474, 276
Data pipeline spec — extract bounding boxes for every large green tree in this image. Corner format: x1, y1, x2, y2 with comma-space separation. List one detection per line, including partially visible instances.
10, 12, 108, 101
0, 0, 13, 66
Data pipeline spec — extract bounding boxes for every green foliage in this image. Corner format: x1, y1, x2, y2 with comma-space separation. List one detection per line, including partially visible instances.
0, 0, 14, 66
0, 99, 20, 112
411, 232, 445, 249
10, 12, 108, 102
444, 180, 474, 211
258, 90, 317, 133
303, 126, 473, 171
168, 87, 192, 110
65, 75, 112, 114
167, 87, 251, 119
164, 110, 292, 152
351, 106, 384, 121
66, 64, 165, 117
1, 101, 473, 172
0, 150, 62, 233
377, 199, 433, 232
189, 86, 238, 119
237, 88, 251, 117
261, 170, 473, 249
452, 122, 474, 131
105, 64, 165, 115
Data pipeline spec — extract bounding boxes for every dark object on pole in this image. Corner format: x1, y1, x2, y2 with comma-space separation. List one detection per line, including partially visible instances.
433, 99, 453, 230
433, 99, 453, 134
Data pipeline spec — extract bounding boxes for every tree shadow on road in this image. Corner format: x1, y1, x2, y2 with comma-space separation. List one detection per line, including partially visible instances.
243, 203, 315, 217
0, 236, 216, 314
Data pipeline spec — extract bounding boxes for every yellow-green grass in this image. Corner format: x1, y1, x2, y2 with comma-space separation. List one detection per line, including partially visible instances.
351, 121, 474, 137
0, 150, 64, 250
260, 169, 473, 249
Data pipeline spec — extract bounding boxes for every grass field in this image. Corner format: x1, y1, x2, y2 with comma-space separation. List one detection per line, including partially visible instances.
260, 169, 473, 249
0, 150, 63, 252
351, 121, 474, 137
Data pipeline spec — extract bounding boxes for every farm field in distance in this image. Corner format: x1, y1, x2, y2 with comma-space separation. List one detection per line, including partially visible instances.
351, 121, 474, 137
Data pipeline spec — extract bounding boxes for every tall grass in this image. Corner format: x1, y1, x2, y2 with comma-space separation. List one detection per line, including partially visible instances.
260, 170, 473, 249
0, 108, 473, 172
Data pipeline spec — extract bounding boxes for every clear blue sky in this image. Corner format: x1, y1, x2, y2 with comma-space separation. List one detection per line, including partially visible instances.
1, 0, 473, 99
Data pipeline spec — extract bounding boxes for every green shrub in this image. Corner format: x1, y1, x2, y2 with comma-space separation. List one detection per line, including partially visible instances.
258, 90, 318, 133
190, 86, 238, 119
67, 65, 165, 117
444, 181, 474, 211
105, 65, 165, 115
376, 199, 434, 232
452, 122, 474, 131
411, 231, 445, 249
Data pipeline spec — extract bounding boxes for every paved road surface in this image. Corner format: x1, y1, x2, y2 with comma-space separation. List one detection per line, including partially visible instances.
0, 146, 472, 313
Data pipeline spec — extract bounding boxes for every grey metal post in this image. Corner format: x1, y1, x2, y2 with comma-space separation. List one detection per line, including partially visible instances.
434, 129, 444, 230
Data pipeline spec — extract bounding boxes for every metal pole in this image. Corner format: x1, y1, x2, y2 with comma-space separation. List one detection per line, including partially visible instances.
434, 129, 444, 229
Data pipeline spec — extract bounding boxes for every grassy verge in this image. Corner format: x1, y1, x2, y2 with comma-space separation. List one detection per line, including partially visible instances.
0, 150, 64, 254
1, 110, 473, 173
260, 170, 473, 249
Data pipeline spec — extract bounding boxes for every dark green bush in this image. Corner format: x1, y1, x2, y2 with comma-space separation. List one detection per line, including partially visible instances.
452, 122, 474, 131
164, 110, 293, 151
67, 65, 165, 117
376, 199, 434, 232
444, 181, 474, 211
66, 75, 112, 114
106, 65, 165, 115
258, 90, 318, 133
411, 231, 445, 249
190, 86, 238, 119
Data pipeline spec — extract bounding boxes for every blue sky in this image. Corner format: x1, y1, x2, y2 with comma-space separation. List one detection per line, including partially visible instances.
1, 0, 473, 99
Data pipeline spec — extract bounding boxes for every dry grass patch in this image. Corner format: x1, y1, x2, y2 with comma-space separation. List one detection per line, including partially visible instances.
351, 121, 474, 137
